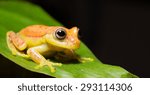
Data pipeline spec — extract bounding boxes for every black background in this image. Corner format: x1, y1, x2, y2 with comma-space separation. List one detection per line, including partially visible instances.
1, 0, 150, 77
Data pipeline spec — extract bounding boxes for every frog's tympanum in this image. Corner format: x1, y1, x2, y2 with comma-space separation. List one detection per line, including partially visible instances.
7, 25, 93, 72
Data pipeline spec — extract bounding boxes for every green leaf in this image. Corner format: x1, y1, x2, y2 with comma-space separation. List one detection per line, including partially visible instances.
0, 1, 138, 78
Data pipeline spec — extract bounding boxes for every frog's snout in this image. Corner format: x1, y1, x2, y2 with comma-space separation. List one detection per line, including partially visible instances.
68, 27, 80, 50
70, 27, 79, 37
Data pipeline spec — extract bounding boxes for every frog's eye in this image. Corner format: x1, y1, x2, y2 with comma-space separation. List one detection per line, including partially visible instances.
55, 28, 66, 40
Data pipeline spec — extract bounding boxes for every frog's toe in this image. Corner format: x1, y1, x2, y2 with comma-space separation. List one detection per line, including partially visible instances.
78, 57, 94, 63
47, 59, 62, 66
50, 67, 56, 73
18, 53, 30, 59
34, 62, 47, 69
46, 64, 56, 73
52, 63, 62, 66
34, 65, 42, 69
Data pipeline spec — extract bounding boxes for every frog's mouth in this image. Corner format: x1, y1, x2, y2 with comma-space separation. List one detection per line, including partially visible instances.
49, 39, 80, 50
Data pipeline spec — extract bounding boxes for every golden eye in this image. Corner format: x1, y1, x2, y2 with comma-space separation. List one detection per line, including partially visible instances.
55, 28, 66, 40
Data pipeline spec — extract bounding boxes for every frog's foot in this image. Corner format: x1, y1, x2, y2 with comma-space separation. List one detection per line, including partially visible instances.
10, 49, 29, 59
34, 60, 62, 73
77, 57, 94, 63
9, 47, 29, 59
15, 52, 30, 59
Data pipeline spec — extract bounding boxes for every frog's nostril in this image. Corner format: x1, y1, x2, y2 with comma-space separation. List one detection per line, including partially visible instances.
70, 38, 75, 42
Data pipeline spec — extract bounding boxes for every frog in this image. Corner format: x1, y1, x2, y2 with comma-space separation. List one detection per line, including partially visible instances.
6, 25, 93, 73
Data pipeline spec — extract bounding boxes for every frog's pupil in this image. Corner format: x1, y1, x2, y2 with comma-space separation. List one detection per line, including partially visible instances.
55, 29, 66, 40
57, 30, 65, 37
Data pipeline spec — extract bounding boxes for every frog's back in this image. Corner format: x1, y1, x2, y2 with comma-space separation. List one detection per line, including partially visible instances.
19, 25, 50, 37
18, 25, 51, 47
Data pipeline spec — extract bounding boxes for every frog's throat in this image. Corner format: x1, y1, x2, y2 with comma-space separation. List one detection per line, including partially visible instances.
46, 40, 79, 50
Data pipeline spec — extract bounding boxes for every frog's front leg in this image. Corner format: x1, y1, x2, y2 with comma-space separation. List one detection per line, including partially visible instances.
7, 31, 29, 58
27, 44, 62, 73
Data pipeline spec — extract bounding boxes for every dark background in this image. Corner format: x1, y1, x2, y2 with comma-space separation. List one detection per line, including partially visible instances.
1, 0, 150, 77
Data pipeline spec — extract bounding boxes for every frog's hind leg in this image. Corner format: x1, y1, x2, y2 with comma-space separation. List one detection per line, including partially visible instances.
7, 31, 29, 58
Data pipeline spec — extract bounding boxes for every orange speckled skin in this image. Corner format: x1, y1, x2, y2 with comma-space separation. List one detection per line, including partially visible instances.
19, 25, 49, 37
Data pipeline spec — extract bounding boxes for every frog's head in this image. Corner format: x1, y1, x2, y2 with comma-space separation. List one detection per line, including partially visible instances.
45, 26, 80, 50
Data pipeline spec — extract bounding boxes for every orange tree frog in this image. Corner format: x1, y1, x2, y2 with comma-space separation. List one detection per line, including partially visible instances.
6, 25, 93, 73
